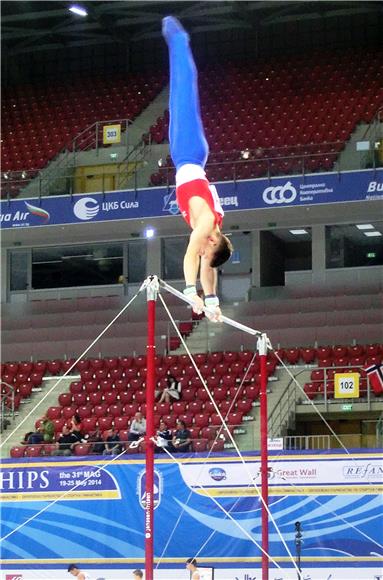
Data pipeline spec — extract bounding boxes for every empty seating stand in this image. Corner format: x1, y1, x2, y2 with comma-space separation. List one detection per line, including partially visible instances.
149, 48, 383, 185
1, 70, 167, 196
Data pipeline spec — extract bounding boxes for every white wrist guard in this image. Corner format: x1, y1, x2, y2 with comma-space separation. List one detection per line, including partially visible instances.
183, 285, 197, 297
205, 294, 220, 308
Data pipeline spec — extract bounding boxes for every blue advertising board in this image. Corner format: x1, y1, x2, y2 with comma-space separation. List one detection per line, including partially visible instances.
0, 450, 382, 580
1, 169, 382, 230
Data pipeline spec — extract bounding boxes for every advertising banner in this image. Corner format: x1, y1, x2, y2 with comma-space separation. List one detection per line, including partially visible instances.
1, 169, 382, 230
0, 450, 382, 580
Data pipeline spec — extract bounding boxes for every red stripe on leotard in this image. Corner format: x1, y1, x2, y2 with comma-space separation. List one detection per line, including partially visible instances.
176, 179, 223, 227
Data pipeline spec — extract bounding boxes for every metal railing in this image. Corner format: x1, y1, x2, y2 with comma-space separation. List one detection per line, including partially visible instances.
166, 319, 202, 353
268, 374, 298, 439
284, 434, 331, 450
2, 135, 380, 202
268, 364, 382, 442
1, 117, 152, 200
302, 364, 377, 412
0, 381, 17, 433
375, 413, 383, 448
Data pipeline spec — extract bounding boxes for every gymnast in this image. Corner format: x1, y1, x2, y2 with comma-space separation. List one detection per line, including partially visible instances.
162, 16, 233, 322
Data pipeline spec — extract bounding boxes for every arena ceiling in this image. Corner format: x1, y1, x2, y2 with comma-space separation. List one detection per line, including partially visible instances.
2, 0, 381, 57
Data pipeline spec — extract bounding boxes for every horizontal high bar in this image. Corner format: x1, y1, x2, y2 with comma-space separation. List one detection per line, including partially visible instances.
158, 278, 263, 337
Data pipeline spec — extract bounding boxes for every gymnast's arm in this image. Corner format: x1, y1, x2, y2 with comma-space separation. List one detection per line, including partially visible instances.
183, 217, 214, 312
200, 257, 217, 295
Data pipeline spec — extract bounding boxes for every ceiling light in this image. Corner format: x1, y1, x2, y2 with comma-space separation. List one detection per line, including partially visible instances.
356, 224, 374, 230
364, 231, 382, 237
289, 229, 308, 235
69, 5, 88, 16
145, 228, 155, 239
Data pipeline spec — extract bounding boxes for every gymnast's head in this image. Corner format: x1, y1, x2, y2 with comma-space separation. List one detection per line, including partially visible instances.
209, 232, 233, 268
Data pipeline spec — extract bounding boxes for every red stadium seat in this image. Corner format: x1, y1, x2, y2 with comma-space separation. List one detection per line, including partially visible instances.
311, 369, 325, 381
108, 403, 123, 417
10, 446, 25, 458
208, 439, 225, 452
77, 405, 92, 420
200, 426, 217, 440
333, 345, 348, 358
123, 403, 139, 416
300, 348, 316, 364
196, 387, 210, 402
114, 416, 129, 430
119, 391, 133, 404
103, 391, 119, 405
227, 411, 243, 426
218, 400, 233, 415
236, 399, 253, 414
19, 361, 33, 374
88, 391, 103, 406
194, 353, 207, 365
212, 387, 227, 401
70, 381, 83, 394
178, 413, 193, 427
84, 380, 99, 393
203, 400, 217, 414
62, 406, 77, 420
47, 406, 62, 420
115, 378, 128, 392
72, 392, 88, 406
79, 417, 96, 434
304, 382, 318, 400
162, 414, 176, 428
284, 348, 300, 364
99, 379, 114, 392
76, 359, 90, 372
192, 439, 208, 452
29, 372, 43, 387
98, 416, 114, 431
182, 387, 197, 402
210, 413, 222, 426
93, 403, 109, 418
194, 414, 210, 429
73, 443, 91, 456
58, 392, 73, 406
25, 445, 43, 457
18, 383, 33, 398
187, 400, 204, 414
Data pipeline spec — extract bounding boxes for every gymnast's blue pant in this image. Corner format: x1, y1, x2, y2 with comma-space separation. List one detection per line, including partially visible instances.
164, 18, 209, 172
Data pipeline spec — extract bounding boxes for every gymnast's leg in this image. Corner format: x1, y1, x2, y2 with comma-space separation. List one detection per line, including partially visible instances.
162, 16, 209, 171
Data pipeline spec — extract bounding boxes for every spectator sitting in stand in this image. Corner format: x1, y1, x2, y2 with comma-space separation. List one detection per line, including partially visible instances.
103, 428, 123, 455
40, 414, 55, 443
21, 431, 33, 445
155, 420, 173, 453
168, 419, 191, 453
70, 413, 85, 442
86, 427, 105, 454
52, 425, 80, 456
28, 425, 45, 445
157, 374, 182, 403
128, 412, 146, 442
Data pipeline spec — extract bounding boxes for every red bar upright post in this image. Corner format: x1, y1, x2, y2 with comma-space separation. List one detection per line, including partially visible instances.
145, 276, 158, 580
259, 333, 269, 580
